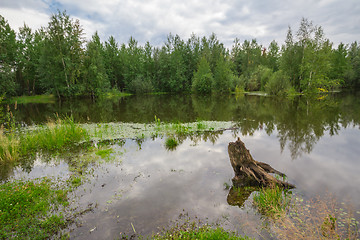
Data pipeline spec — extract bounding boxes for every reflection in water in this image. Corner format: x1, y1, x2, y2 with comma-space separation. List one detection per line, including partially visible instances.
227, 186, 257, 207
6, 92, 360, 162
1, 127, 360, 238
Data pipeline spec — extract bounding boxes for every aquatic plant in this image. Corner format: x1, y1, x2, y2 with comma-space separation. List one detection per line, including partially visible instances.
0, 178, 69, 239
271, 194, 360, 240
165, 137, 179, 150
152, 219, 250, 240
19, 117, 89, 154
253, 184, 292, 218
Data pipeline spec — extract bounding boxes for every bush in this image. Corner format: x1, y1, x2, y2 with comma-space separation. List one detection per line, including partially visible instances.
127, 76, 154, 94
265, 70, 291, 96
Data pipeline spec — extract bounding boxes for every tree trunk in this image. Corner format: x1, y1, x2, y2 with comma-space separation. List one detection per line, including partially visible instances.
228, 138, 294, 189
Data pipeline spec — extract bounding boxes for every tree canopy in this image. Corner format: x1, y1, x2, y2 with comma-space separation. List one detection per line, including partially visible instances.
0, 12, 359, 98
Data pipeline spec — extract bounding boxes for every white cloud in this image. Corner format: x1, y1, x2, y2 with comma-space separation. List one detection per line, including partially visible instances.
0, 0, 359, 48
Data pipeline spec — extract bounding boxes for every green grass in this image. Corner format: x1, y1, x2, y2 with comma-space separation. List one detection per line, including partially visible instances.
10, 94, 56, 104
253, 185, 292, 219
165, 137, 179, 150
152, 221, 251, 240
0, 178, 69, 239
0, 117, 89, 163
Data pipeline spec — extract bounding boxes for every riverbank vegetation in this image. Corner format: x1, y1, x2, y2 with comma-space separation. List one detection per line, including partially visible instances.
1, 12, 359, 99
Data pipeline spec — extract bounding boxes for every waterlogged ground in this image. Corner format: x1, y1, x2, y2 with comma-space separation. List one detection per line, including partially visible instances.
3, 92, 360, 239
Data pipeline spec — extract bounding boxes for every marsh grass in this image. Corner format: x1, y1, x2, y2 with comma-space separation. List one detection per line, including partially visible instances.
152, 219, 251, 240
253, 185, 292, 219
0, 178, 69, 239
165, 137, 179, 150
19, 117, 89, 155
0, 128, 19, 162
0, 117, 89, 163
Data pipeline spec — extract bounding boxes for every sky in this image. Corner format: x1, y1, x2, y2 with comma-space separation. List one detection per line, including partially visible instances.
1, 0, 359, 48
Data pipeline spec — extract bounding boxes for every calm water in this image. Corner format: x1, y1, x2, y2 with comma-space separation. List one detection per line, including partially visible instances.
2, 92, 360, 239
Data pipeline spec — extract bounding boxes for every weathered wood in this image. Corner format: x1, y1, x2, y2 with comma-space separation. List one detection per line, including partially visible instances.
228, 138, 294, 189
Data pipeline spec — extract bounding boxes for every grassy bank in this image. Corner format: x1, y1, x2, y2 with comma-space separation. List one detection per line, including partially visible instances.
9, 94, 56, 104
0, 178, 69, 239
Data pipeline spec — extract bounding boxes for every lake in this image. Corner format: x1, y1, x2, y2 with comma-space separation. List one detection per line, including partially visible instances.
3, 92, 360, 239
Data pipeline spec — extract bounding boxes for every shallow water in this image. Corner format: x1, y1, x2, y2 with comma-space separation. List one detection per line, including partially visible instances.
2, 92, 360, 239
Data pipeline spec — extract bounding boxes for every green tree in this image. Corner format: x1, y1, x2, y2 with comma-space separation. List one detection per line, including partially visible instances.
345, 41, 360, 88
297, 19, 333, 92
0, 15, 18, 96
192, 56, 214, 94
104, 36, 123, 90
38, 10, 85, 97
280, 26, 303, 91
213, 55, 232, 93
83, 32, 109, 98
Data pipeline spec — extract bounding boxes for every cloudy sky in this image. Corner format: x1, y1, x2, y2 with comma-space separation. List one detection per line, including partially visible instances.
1, 0, 359, 48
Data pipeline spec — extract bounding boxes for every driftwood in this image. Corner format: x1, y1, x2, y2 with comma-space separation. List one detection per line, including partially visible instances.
228, 138, 294, 189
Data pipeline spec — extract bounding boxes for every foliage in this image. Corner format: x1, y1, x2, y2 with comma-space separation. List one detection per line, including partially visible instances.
192, 57, 214, 94
83, 32, 110, 98
265, 70, 291, 96
0, 13, 359, 97
0, 178, 68, 239
0, 15, 18, 96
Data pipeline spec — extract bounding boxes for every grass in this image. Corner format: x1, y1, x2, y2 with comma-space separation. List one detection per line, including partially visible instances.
10, 94, 56, 104
152, 220, 251, 240
253, 184, 292, 219
165, 137, 179, 150
0, 117, 89, 163
0, 178, 69, 239
20, 117, 89, 154
271, 194, 360, 240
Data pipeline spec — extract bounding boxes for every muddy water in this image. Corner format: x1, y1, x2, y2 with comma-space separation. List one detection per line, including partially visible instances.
3, 92, 360, 239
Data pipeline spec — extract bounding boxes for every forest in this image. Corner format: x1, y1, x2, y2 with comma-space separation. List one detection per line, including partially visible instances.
1, 10, 360, 98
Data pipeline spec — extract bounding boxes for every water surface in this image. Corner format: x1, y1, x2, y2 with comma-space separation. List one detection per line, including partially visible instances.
2, 92, 360, 239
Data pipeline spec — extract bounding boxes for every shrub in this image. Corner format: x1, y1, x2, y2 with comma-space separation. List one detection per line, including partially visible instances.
265, 70, 291, 96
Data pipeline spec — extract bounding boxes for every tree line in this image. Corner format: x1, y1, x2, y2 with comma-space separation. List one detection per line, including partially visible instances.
1, 11, 359, 98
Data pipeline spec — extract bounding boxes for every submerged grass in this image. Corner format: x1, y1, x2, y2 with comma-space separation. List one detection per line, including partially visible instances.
0, 178, 69, 239
152, 220, 251, 240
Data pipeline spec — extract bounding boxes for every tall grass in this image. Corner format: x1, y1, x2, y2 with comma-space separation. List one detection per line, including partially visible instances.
0, 117, 89, 162
253, 184, 292, 219
0, 127, 19, 162
20, 117, 89, 154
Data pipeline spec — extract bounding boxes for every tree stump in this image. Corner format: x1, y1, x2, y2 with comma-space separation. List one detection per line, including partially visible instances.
228, 138, 294, 189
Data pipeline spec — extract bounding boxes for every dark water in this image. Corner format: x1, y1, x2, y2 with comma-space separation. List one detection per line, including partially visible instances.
2, 92, 360, 239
